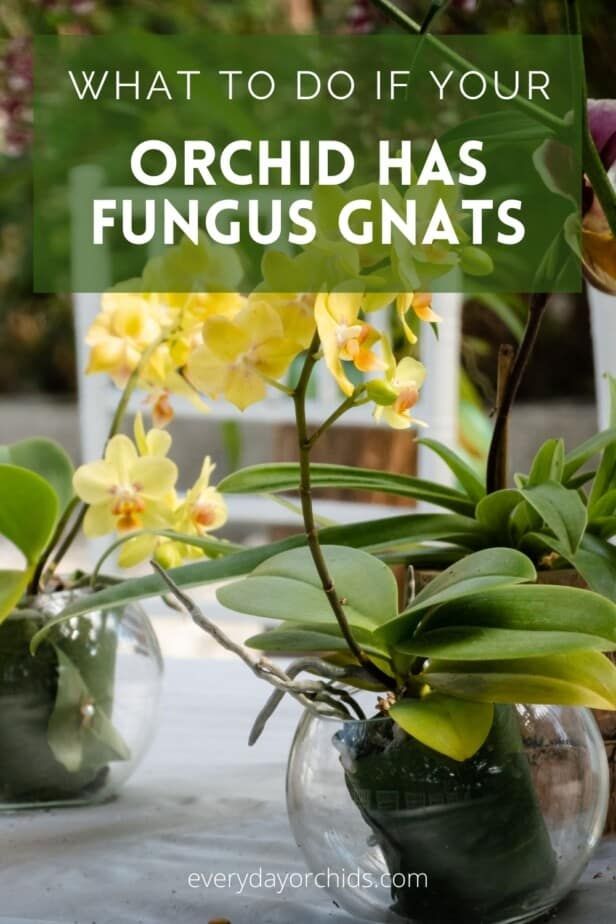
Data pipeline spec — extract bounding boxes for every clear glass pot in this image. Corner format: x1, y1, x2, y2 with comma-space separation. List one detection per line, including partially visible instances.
287, 704, 609, 924
0, 589, 163, 809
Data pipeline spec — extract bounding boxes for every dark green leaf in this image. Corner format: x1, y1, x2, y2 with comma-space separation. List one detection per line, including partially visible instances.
410, 583, 616, 648
219, 463, 476, 515
526, 439, 565, 486
399, 626, 614, 660
416, 438, 486, 503
563, 428, 616, 482
475, 490, 522, 539
520, 482, 587, 556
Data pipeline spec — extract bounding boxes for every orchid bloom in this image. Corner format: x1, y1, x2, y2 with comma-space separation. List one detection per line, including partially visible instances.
253, 292, 317, 352
73, 432, 178, 541
86, 293, 162, 387
314, 291, 385, 397
396, 293, 442, 344
585, 100, 616, 294
176, 457, 228, 538
139, 341, 209, 428
370, 342, 427, 430
187, 300, 302, 410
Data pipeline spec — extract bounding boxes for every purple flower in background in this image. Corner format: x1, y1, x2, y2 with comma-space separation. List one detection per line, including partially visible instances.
584, 100, 616, 293
346, 0, 379, 33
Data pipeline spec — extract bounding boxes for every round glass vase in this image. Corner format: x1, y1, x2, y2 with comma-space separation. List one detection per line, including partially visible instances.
287, 704, 609, 924
0, 588, 163, 810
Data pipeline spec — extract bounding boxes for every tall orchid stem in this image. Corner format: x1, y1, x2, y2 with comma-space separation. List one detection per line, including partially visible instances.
486, 294, 550, 494
32, 340, 162, 591
293, 335, 396, 691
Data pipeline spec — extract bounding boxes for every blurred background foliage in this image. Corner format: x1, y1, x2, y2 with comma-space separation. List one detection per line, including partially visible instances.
0, 0, 613, 398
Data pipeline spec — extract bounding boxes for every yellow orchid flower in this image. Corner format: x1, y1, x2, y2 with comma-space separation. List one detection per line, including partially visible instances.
139, 342, 209, 428
133, 412, 172, 458
86, 293, 162, 386
176, 457, 228, 538
252, 292, 316, 351
396, 293, 442, 345
314, 291, 385, 397
187, 300, 302, 410
119, 456, 228, 569
73, 433, 178, 540
371, 342, 428, 430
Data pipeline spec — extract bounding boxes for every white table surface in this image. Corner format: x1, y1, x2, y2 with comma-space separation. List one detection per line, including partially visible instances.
1, 659, 615, 924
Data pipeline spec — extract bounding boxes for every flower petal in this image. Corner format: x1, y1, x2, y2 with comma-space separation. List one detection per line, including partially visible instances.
130, 457, 178, 499
105, 435, 139, 482
83, 503, 116, 538
73, 460, 117, 505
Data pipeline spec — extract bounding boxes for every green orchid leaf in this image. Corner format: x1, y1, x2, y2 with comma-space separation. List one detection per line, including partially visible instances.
380, 545, 470, 569
398, 626, 614, 661
31, 511, 489, 650
589, 376, 616, 512
0, 571, 31, 623
520, 482, 587, 556
508, 500, 541, 546
245, 622, 388, 659
246, 625, 351, 653
475, 490, 522, 539
589, 456, 616, 517
2, 438, 74, 515
408, 548, 536, 610
0, 464, 59, 563
588, 489, 616, 521
592, 517, 616, 541
48, 647, 130, 774
377, 549, 536, 647
413, 584, 616, 647
566, 470, 597, 491
416, 439, 486, 503
0, 465, 59, 621
218, 545, 398, 631
563, 427, 616, 482
546, 532, 616, 601
218, 463, 476, 516
389, 693, 494, 762
424, 651, 616, 710
525, 438, 565, 486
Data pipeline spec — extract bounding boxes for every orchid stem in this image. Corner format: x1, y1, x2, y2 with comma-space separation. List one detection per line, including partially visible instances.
293, 336, 396, 691
307, 387, 366, 448
33, 340, 162, 590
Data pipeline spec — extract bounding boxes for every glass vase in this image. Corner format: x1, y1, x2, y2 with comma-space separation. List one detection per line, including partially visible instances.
0, 588, 163, 809
287, 704, 609, 924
